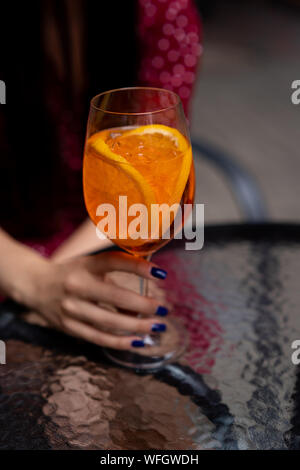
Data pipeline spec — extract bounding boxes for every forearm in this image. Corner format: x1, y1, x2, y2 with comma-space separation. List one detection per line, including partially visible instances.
51, 218, 112, 262
0, 227, 49, 304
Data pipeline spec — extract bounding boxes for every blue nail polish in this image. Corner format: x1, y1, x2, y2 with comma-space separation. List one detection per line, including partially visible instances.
151, 267, 168, 280
152, 323, 167, 332
131, 340, 145, 348
156, 306, 168, 316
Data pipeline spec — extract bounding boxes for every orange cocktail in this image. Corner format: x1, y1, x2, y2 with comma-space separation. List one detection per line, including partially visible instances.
83, 87, 195, 370
83, 124, 195, 255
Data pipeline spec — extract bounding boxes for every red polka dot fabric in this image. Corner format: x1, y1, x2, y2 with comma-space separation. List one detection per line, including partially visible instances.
137, 0, 203, 116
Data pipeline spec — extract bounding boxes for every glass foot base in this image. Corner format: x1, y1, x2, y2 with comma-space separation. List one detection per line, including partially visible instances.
103, 317, 188, 371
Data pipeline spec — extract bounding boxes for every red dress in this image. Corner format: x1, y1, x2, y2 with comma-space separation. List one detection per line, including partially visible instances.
137, 0, 202, 116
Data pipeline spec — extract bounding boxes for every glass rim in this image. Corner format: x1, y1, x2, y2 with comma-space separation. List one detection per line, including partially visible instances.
90, 86, 181, 116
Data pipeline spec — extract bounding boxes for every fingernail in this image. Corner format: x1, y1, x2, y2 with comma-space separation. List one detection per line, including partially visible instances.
131, 340, 145, 348
156, 306, 168, 316
151, 323, 167, 332
151, 267, 168, 280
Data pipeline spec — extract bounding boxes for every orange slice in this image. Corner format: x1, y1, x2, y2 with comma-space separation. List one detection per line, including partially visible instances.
88, 130, 155, 208
84, 132, 156, 246
121, 124, 192, 206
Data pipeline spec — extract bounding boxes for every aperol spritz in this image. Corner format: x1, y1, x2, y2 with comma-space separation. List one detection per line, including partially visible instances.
83, 87, 195, 369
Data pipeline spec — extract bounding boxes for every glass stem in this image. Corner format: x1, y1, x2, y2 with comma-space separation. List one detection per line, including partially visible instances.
139, 254, 152, 298
139, 254, 156, 346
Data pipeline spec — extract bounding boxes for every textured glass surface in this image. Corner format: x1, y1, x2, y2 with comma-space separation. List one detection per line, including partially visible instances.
0, 224, 300, 450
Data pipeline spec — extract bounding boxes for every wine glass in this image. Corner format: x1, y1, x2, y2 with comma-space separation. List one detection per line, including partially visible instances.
83, 87, 195, 369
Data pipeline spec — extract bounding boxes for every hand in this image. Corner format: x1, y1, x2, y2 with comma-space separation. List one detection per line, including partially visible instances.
16, 251, 169, 351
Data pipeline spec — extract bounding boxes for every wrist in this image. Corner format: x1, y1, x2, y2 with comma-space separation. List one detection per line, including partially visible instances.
0, 242, 50, 309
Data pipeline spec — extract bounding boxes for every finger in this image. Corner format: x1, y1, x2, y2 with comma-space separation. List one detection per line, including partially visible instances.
62, 297, 167, 335
61, 315, 150, 350
85, 251, 167, 280
65, 271, 166, 316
